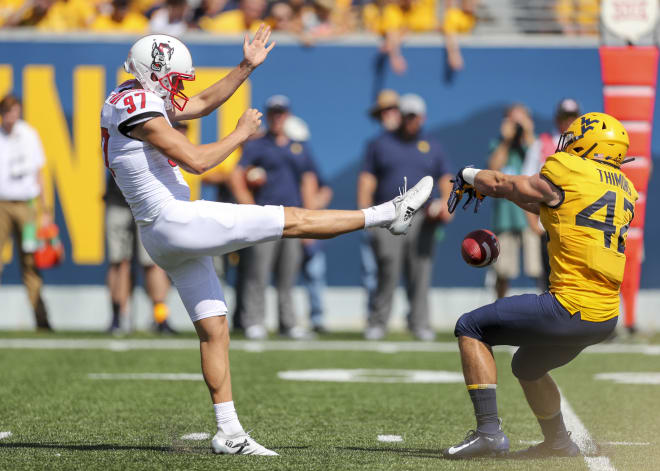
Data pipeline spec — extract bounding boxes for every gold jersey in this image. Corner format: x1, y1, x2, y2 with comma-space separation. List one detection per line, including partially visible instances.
540, 152, 638, 322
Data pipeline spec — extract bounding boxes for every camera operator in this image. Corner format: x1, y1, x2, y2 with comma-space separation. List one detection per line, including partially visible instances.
487, 104, 542, 298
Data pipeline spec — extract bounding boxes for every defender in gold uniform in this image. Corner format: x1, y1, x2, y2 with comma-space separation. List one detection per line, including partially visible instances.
442, 112, 636, 459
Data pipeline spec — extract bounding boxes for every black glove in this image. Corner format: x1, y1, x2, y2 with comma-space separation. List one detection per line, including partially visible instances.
447, 166, 485, 214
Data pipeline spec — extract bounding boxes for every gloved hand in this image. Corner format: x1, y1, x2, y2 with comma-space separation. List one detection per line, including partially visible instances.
447, 166, 485, 214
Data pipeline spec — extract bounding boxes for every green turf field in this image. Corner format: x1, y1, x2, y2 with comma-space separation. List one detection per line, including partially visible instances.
0, 332, 658, 470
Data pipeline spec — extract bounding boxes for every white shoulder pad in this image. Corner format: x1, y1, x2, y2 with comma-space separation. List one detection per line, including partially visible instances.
108, 89, 166, 137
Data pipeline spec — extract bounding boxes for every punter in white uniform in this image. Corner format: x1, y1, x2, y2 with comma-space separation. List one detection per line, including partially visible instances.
101, 26, 434, 456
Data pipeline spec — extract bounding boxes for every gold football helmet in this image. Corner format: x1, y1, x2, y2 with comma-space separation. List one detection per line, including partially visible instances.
557, 112, 629, 167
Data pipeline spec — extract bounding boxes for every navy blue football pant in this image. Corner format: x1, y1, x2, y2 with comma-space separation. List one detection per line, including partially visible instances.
454, 292, 617, 381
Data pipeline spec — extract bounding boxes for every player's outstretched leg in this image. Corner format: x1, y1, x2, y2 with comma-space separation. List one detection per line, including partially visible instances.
282, 176, 434, 239
193, 316, 278, 456
443, 335, 509, 459
513, 373, 579, 458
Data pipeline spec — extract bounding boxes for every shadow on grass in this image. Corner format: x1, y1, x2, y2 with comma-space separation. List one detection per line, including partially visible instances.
0, 442, 187, 453
337, 446, 445, 460
0, 442, 310, 454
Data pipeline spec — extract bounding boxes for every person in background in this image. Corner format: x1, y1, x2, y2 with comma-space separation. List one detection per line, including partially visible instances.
361, 89, 401, 325
357, 93, 453, 341
442, 0, 477, 71
229, 95, 316, 340
3, 0, 95, 30
199, 0, 265, 33
488, 103, 542, 298
104, 122, 184, 334
362, 0, 437, 75
0, 94, 52, 330
149, 0, 189, 35
523, 98, 581, 291
90, 0, 148, 33
555, 0, 599, 35
284, 113, 334, 333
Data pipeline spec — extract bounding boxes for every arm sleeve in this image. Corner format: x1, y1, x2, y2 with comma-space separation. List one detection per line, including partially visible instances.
116, 90, 167, 138
540, 153, 571, 189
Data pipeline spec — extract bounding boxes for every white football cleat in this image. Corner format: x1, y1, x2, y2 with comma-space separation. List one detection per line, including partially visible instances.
211, 430, 279, 456
388, 176, 434, 235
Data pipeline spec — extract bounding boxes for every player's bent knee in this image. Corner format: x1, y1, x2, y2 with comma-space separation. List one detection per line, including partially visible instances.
192, 312, 228, 341
511, 351, 545, 381
454, 312, 483, 342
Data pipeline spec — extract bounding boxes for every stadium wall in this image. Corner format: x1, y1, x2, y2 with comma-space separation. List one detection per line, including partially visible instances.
1, 35, 659, 291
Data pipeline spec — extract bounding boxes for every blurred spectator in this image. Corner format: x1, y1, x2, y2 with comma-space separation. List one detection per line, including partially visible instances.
229, 95, 316, 340
368, 88, 401, 131
283, 114, 334, 333
357, 93, 453, 341
555, 0, 599, 35
3, 0, 95, 31
363, 0, 437, 74
361, 89, 401, 322
103, 121, 186, 334
523, 97, 580, 291
199, 0, 265, 33
149, 0, 189, 35
0, 94, 52, 330
268, 1, 294, 31
488, 103, 542, 298
442, 0, 477, 71
90, 0, 148, 33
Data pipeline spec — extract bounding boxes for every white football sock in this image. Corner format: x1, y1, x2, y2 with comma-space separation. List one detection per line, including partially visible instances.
362, 201, 396, 228
214, 401, 244, 436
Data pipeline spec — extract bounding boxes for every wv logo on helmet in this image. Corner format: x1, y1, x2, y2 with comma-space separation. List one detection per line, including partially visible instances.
151, 42, 174, 72
580, 116, 599, 136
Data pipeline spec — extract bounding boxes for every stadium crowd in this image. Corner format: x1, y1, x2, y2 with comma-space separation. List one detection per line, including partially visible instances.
0, 0, 600, 74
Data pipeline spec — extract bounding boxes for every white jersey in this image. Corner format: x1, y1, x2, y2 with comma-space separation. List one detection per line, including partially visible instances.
100, 80, 190, 225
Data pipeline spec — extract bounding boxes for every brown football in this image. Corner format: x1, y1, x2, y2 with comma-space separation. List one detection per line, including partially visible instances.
461, 229, 500, 267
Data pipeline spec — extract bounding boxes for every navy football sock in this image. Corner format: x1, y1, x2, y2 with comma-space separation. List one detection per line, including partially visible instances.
468, 385, 500, 434
111, 302, 121, 328
537, 411, 569, 443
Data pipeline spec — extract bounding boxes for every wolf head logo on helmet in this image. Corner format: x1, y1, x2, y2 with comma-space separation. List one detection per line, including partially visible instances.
151, 42, 174, 72
124, 34, 195, 111
556, 112, 629, 167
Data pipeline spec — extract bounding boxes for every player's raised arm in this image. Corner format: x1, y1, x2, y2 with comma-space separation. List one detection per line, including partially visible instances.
173, 25, 275, 121
132, 108, 262, 175
448, 167, 561, 215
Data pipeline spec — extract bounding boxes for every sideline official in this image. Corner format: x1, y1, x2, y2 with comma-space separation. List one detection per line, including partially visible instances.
357, 94, 453, 341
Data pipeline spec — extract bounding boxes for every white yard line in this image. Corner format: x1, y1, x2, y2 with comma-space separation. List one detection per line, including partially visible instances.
603, 442, 650, 446
560, 392, 617, 471
0, 338, 659, 354
0, 432, 11, 440
377, 435, 403, 442
88, 373, 203, 381
180, 433, 210, 441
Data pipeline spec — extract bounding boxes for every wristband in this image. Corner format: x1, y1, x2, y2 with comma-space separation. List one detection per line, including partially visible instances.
462, 168, 481, 185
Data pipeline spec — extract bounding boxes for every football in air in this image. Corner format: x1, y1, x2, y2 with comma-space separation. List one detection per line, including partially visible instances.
461, 229, 500, 267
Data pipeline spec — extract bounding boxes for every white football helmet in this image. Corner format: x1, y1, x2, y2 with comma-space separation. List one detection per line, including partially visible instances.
124, 34, 195, 111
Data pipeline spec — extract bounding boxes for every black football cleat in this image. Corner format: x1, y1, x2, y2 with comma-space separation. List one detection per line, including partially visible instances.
513, 432, 580, 458
443, 427, 510, 459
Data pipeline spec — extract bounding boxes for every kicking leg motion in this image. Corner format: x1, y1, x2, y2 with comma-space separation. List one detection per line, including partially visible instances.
141, 176, 434, 456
